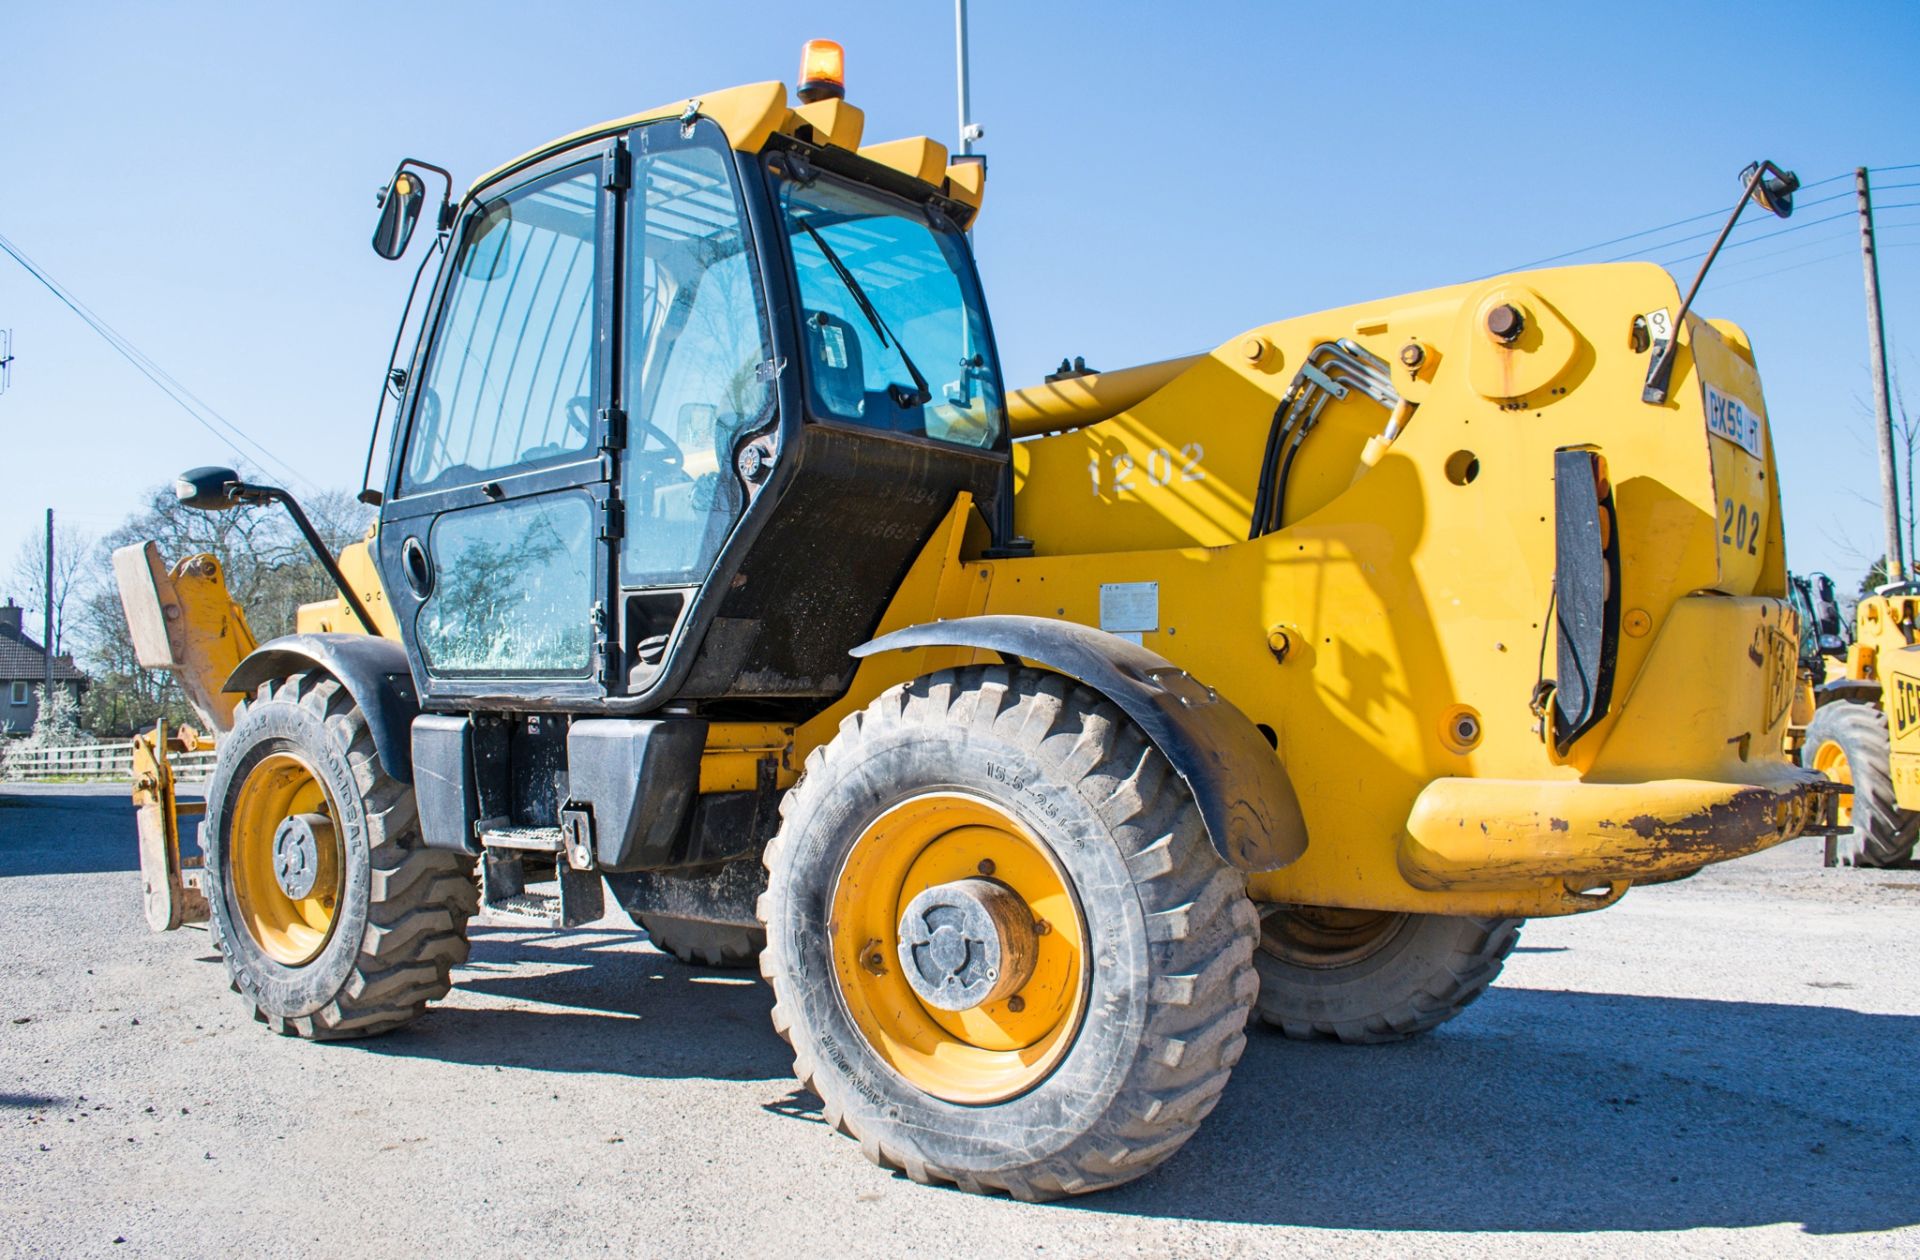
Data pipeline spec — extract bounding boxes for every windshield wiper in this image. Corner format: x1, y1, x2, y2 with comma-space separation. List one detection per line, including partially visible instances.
797, 219, 931, 409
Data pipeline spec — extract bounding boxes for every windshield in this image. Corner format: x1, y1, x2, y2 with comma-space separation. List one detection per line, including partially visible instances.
773, 167, 1002, 448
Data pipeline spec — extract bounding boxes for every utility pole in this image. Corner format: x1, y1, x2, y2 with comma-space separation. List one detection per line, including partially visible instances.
1860, 167, 1903, 583
43, 508, 54, 698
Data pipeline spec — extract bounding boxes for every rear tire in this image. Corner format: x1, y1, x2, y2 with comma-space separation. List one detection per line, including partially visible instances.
759, 666, 1259, 1200
1801, 700, 1918, 867
637, 914, 764, 968
1252, 907, 1520, 1044
203, 670, 476, 1040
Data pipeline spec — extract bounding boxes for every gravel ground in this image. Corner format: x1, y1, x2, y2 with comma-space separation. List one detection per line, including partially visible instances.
2, 782, 1916, 1258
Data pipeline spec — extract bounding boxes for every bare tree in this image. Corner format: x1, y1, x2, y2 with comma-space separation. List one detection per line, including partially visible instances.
71, 470, 373, 737
7, 521, 96, 657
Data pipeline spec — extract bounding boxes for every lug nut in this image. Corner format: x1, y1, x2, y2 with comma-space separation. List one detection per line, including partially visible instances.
1486, 304, 1525, 344
1007, 995, 1026, 1013
977, 859, 995, 876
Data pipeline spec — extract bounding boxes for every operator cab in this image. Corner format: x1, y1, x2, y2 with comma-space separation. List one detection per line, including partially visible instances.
366, 65, 1008, 721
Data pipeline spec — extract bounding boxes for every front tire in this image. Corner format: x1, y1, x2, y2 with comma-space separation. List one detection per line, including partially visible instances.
759, 666, 1259, 1200
1801, 700, 1918, 867
1252, 907, 1520, 1044
203, 670, 476, 1039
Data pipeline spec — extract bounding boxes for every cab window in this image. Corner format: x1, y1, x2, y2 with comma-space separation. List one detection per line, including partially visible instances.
622, 121, 773, 586
773, 169, 1002, 449
401, 166, 599, 495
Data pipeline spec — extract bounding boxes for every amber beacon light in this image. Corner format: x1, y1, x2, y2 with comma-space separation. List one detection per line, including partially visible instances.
797, 39, 845, 103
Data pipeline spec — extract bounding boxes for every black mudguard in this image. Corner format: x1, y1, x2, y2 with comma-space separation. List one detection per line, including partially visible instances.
1814, 678, 1882, 707
852, 615, 1307, 873
224, 634, 418, 784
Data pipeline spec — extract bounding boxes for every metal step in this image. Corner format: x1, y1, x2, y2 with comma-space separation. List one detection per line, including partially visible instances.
480, 850, 604, 929
478, 825, 565, 853
484, 887, 566, 926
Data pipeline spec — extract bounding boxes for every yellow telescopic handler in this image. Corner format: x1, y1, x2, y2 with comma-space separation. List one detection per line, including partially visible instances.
1794, 569, 1920, 868
116, 43, 1838, 1198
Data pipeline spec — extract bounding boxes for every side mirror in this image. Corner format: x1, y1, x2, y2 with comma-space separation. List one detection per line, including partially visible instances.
372, 166, 427, 260
174, 466, 242, 512
1744, 160, 1799, 219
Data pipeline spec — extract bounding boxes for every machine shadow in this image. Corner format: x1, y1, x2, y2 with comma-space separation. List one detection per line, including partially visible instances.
1083, 986, 1920, 1236
0, 786, 197, 878
359, 924, 1919, 1237
360, 922, 792, 1083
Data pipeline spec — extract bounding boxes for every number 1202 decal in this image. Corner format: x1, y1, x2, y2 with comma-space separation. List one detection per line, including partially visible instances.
1090, 443, 1206, 496
1721, 496, 1762, 556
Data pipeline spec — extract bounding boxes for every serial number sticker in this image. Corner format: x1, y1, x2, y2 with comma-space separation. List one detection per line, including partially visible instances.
1704, 382, 1765, 459
1099, 582, 1158, 634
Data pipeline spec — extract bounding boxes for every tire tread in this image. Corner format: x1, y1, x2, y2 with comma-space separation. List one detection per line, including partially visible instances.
208, 670, 474, 1041
758, 664, 1259, 1199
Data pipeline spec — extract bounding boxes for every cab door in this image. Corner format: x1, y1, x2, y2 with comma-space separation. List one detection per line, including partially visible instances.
379, 141, 624, 706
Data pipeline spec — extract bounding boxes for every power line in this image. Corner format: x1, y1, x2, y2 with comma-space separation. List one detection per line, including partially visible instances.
1498, 172, 1852, 273
1496, 164, 1916, 276
1658, 203, 1920, 269
1711, 216, 1920, 275
1703, 245, 1873, 293
0, 228, 317, 493
1699, 226, 1920, 294
1651, 207, 1856, 267
1595, 187, 1859, 263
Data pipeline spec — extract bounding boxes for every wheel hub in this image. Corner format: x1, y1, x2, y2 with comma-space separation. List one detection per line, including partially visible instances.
896, 877, 1037, 1012
229, 752, 345, 967
271, 813, 333, 900
829, 793, 1087, 1104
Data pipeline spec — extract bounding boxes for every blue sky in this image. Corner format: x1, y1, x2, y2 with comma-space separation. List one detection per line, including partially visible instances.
2, 2, 1916, 597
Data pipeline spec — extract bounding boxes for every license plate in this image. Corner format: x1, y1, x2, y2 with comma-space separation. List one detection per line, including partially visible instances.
1706, 383, 1766, 459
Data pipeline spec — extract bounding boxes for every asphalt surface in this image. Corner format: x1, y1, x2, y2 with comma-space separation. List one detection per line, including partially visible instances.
2, 783, 1916, 1258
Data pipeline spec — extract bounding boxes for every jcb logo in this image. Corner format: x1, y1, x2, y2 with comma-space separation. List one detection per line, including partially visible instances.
1892, 674, 1920, 740
1763, 629, 1794, 728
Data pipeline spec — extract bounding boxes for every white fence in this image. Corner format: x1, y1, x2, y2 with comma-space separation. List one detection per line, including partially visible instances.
1, 740, 218, 784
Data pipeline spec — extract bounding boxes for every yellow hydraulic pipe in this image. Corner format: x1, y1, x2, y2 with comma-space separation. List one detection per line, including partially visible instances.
1005, 354, 1202, 439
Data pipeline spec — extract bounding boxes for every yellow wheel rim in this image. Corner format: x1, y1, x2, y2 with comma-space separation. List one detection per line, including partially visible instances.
1812, 739, 1854, 828
228, 752, 344, 966
829, 793, 1087, 1105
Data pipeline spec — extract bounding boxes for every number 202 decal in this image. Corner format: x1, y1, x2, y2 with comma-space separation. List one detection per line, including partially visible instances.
1721, 496, 1762, 556
1089, 443, 1205, 496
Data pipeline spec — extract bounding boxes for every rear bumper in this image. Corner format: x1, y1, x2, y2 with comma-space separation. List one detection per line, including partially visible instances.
1399, 767, 1835, 891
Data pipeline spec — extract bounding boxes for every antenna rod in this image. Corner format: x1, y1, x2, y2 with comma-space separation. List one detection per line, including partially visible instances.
955, 0, 974, 156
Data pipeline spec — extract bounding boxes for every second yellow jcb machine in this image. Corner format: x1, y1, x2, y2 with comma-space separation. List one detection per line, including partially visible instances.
118, 43, 1834, 1199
